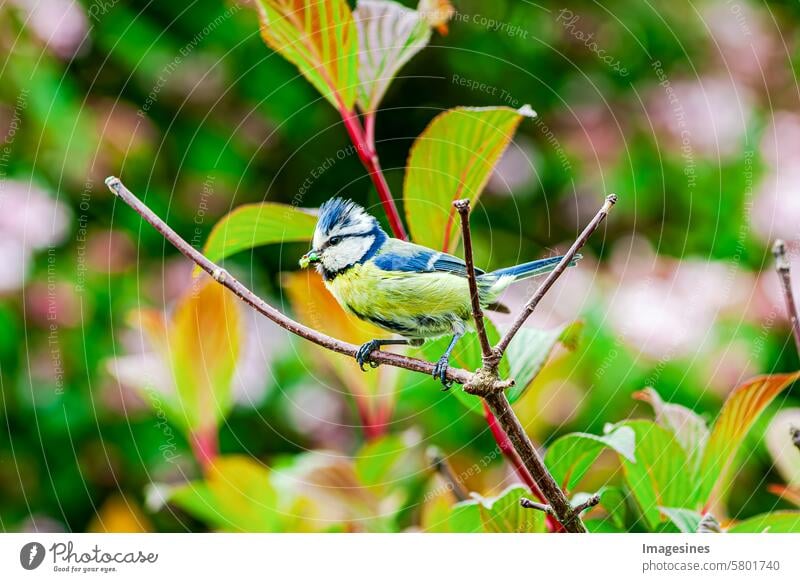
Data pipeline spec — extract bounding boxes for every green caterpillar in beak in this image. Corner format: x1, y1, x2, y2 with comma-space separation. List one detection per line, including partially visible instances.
299, 250, 321, 268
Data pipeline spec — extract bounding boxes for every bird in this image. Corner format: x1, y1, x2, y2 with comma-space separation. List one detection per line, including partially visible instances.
298, 198, 580, 388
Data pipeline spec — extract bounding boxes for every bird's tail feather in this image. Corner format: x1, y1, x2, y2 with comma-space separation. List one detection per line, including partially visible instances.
482, 254, 582, 282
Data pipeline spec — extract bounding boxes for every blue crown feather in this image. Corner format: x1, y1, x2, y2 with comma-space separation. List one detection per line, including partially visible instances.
318, 198, 366, 233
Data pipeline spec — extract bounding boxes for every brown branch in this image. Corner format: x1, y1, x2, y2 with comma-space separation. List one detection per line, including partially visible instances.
772, 240, 800, 355
104, 176, 513, 391
428, 447, 469, 502
493, 194, 617, 358
484, 391, 587, 532
453, 199, 492, 361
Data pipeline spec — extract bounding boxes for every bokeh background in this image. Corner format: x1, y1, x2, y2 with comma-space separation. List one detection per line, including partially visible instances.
1, 0, 800, 532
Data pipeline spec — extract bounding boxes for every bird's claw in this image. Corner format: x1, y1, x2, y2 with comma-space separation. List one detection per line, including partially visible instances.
432, 357, 453, 390
355, 340, 381, 371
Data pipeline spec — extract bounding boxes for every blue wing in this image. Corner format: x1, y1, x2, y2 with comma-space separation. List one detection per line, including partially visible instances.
372, 239, 484, 277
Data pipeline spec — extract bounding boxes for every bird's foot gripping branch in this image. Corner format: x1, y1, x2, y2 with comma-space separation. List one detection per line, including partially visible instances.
105, 176, 616, 533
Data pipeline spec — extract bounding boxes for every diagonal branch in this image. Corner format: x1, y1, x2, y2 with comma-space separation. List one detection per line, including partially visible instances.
772, 240, 800, 355
104, 176, 511, 391
453, 199, 492, 360
493, 194, 617, 359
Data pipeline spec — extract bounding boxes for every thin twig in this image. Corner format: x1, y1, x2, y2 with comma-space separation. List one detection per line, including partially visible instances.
571, 493, 601, 517
772, 240, 800, 355
484, 391, 587, 532
453, 199, 492, 360
520, 498, 554, 515
428, 447, 469, 502
104, 176, 513, 390
521, 493, 599, 521
493, 194, 617, 358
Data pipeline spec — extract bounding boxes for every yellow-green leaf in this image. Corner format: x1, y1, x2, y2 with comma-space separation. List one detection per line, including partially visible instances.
544, 426, 635, 493
203, 203, 318, 265
633, 388, 709, 471
695, 372, 800, 504
403, 105, 535, 252
727, 511, 800, 533
170, 456, 281, 532
475, 485, 546, 533
255, 0, 359, 109
619, 420, 695, 530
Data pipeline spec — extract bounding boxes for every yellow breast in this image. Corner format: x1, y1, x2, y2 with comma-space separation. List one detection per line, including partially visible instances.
324, 261, 472, 335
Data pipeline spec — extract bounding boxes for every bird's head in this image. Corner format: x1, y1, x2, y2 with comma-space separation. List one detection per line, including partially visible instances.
299, 198, 387, 275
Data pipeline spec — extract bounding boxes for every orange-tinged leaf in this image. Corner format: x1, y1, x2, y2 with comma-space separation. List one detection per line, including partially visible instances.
170, 278, 242, 432
767, 484, 800, 507
403, 105, 535, 252
282, 271, 399, 410
255, 0, 359, 109
282, 270, 384, 344
696, 372, 800, 504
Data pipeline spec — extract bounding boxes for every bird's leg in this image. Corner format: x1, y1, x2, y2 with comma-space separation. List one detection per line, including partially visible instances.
432, 331, 464, 390
355, 339, 415, 371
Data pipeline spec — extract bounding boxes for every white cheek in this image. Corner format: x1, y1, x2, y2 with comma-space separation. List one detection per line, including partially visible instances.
322, 236, 374, 271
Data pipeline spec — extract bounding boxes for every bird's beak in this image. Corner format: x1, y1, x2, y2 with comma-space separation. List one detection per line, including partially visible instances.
299, 249, 321, 268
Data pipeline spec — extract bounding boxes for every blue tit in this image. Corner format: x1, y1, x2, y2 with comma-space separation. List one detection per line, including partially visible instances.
299, 198, 580, 387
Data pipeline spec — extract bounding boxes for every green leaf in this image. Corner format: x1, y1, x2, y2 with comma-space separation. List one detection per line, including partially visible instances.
203, 203, 318, 265
476, 485, 546, 533
633, 388, 709, 471
354, 0, 432, 113
505, 321, 584, 404
422, 496, 483, 533
544, 426, 636, 493
403, 105, 535, 252
594, 486, 628, 530
619, 420, 695, 530
727, 511, 800, 533
255, 0, 359, 109
659, 507, 702, 533
170, 456, 281, 532
695, 372, 800, 505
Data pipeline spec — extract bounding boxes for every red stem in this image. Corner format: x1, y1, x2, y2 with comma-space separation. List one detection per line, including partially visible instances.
190, 428, 218, 474
340, 108, 409, 241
